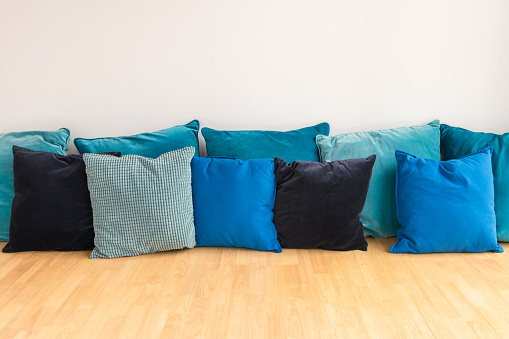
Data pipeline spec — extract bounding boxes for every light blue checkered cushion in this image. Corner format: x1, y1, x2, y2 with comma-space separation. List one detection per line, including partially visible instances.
84, 147, 196, 259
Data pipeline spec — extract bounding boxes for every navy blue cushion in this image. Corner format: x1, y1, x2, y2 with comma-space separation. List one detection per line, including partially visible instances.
390, 148, 503, 254
191, 156, 281, 252
274, 156, 375, 251
3, 146, 119, 252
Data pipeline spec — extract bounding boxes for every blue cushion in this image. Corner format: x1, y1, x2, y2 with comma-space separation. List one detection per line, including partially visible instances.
84, 147, 197, 259
0, 128, 70, 240
390, 148, 503, 254
75, 120, 199, 158
201, 122, 329, 162
316, 120, 440, 238
191, 156, 281, 252
441, 124, 509, 242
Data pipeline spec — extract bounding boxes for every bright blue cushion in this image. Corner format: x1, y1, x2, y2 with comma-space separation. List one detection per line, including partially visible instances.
0, 128, 70, 240
75, 120, 199, 158
191, 156, 281, 252
201, 122, 329, 162
316, 120, 440, 238
390, 148, 503, 254
441, 124, 509, 242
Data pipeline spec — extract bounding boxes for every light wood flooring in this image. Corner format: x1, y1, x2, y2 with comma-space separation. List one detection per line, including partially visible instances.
0, 238, 508, 338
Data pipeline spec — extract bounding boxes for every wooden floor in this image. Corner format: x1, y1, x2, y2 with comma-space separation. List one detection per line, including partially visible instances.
0, 238, 508, 338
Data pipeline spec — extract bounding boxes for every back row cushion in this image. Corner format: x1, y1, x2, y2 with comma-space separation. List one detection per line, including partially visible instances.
440, 124, 509, 242
75, 120, 200, 158
202, 122, 329, 162
0, 128, 70, 240
316, 120, 440, 238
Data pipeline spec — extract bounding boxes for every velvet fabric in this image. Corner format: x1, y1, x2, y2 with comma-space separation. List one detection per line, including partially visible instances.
273, 156, 375, 251
75, 120, 200, 158
3, 146, 119, 252
191, 156, 281, 252
390, 148, 503, 254
441, 124, 509, 242
201, 122, 330, 162
316, 120, 440, 238
0, 128, 70, 240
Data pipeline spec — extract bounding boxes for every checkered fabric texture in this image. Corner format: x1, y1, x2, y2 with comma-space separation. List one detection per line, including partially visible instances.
84, 147, 196, 259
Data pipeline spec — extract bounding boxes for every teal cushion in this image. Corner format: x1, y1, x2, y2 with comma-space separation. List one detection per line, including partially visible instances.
201, 122, 329, 162
75, 120, 200, 158
84, 147, 196, 259
316, 120, 440, 238
0, 128, 70, 240
441, 124, 509, 242
391, 148, 503, 253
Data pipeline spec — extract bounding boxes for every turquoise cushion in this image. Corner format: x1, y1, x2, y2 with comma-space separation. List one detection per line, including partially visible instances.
201, 122, 329, 162
0, 128, 70, 240
191, 156, 281, 252
441, 124, 509, 242
391, 148, 503, 253
84, 147, 196, 259
75, 120, 199, 158
316, 120, 440, 238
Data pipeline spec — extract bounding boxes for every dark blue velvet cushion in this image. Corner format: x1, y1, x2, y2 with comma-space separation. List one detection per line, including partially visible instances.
273, 155, 375, 251
3, 146, 120, 252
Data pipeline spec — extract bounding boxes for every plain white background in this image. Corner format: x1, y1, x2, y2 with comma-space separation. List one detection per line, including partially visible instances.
1, 0, 508, 153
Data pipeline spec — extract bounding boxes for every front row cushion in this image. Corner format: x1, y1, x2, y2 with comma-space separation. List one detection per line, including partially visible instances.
75, 119, 200, 158
191, 156, 281, 252
391, 148, 503, 254
0, 128, 70, 240
3, 146, 120, 253
202, 122, 330, 163
84, 147, 197, 259
274, 156, 376, 251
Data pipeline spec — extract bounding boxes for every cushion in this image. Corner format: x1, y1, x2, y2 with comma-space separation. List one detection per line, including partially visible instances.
390, 148, 503, 254
274, 156, 376, 251
84, 147, 196, 259
0, 128, 70, 240
316, 120, 440, 238
75, 119, 200, 158
201, 122, 330, 162
3, 146, 120, 253
441, 124, 509, 242
191, 156, 281, 252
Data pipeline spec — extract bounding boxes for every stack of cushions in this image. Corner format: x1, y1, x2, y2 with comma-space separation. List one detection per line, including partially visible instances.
3, 147, 120, 252
0, 128, 70, 241
0, 119, 504, 258
391, 148, 503, 253
316, 120, 441, 238
84, 147, 196, 259
440, 124, 509, 242
75, 119, 200, 157
202, 122, 330, 162
192, 156, 281, 252
273, 156, 376, 251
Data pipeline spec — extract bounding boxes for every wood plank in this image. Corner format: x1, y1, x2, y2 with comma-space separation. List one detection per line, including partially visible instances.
0, 239, 507, 338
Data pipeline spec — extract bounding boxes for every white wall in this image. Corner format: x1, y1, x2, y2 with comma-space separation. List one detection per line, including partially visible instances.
1, 0, 508, 153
